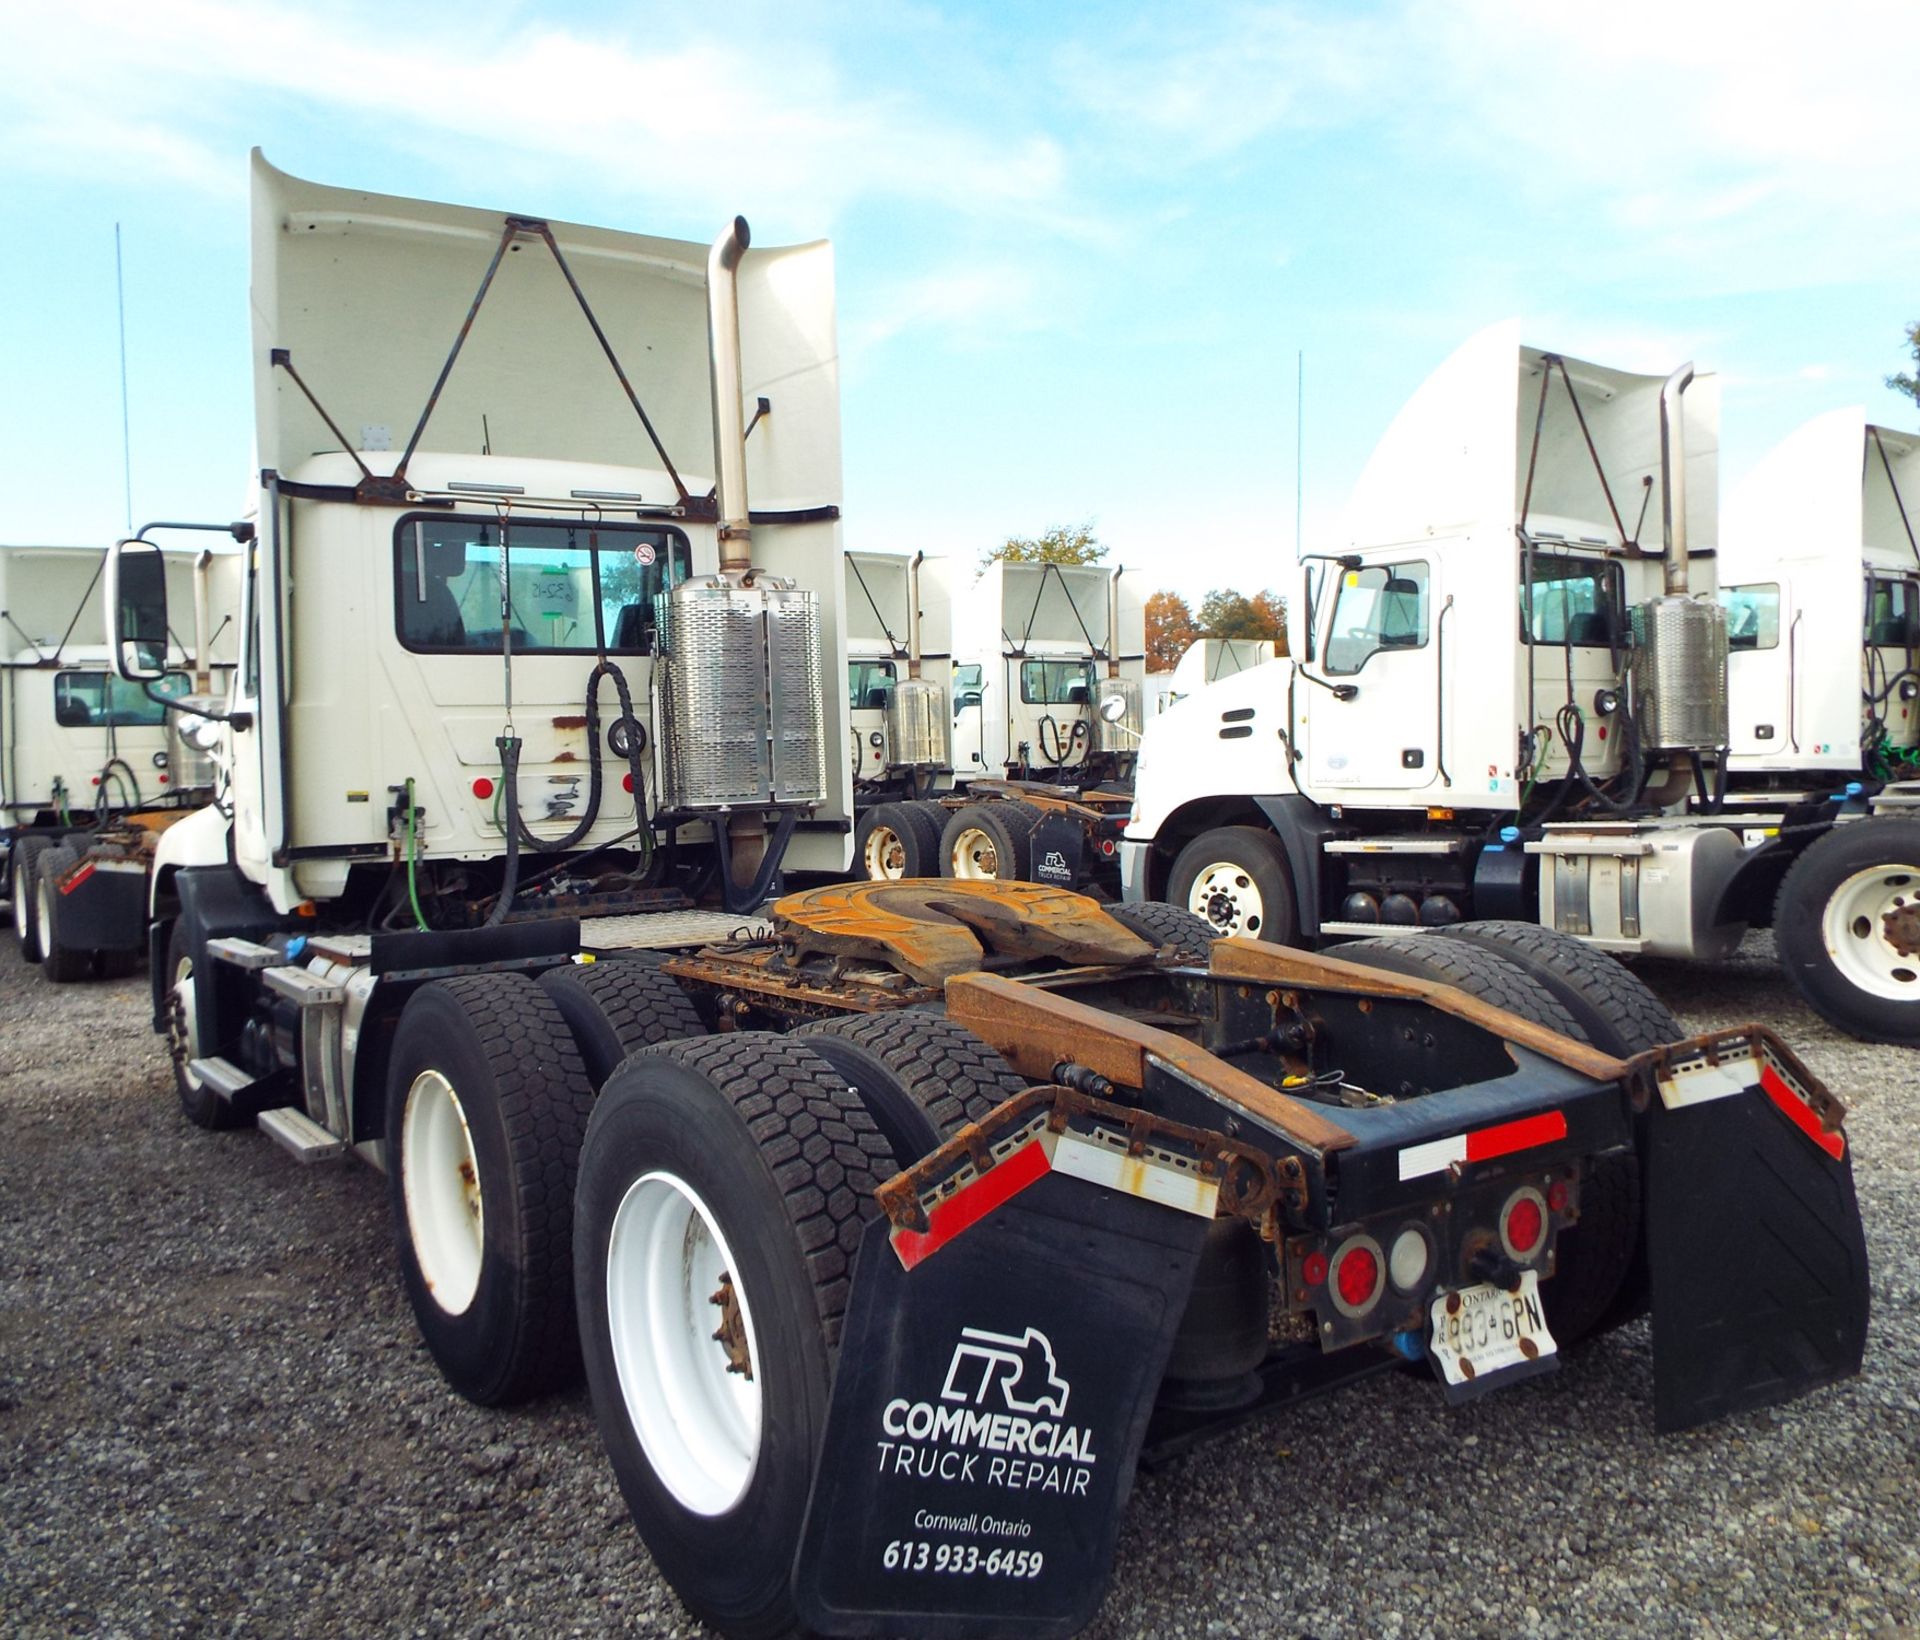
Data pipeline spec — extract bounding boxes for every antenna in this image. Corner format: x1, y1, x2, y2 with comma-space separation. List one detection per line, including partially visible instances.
116, 223, 132, 534
1294, 348, 1304, 558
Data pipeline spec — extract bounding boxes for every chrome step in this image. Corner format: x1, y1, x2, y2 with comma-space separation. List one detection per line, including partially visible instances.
257, 1107, 346, 1164
262, 965, 345, 1006
206, 936, 278, 969
1318, 921, 1437, 938
1322, 837, 1466, 856
188, 1056, 257, 1100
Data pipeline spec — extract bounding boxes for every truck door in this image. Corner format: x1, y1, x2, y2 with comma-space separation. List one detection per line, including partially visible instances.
1722, 582, 1791, 757
1303, 557, 1439, 791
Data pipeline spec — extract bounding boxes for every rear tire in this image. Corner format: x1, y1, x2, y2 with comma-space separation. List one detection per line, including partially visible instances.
1437, 920, 1681, 1055
1167, 826, 1297, 943
385, 974, 595, 1405
1106, 900, 1221, 962
854, 801, 942, 880
539, 960, 705, 1090
12, 833, 55, 959
1335, 933, 1634, 1345
575, 1033, 892, 1639
1774, 817, 1920, 1044
794, 1010, 1026, 1163
939, 800, 1039, 882
36, 847, 91, 983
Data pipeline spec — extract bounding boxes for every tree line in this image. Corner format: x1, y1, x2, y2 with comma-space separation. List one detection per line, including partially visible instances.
984, 523, 1287, 671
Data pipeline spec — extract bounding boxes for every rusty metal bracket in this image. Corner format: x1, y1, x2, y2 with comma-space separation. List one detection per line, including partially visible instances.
873, 1084, 1287, 1239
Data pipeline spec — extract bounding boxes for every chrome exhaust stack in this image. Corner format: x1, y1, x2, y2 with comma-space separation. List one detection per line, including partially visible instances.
707, 215, 753, 576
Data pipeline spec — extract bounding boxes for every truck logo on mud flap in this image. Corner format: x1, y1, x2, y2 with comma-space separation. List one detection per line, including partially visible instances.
1037, 850, 1071, 883
940, 1326, 1069, 1416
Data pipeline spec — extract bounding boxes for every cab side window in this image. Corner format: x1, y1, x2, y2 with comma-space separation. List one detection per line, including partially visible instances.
1323, 561, 1429, 675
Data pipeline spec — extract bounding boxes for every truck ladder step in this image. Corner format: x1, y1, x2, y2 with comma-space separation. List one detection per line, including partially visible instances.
188, 1056, 257, 1100
256, 1107, 347, 1164
1322, 837, 1466, 856
262, 965, 345, 1006
1318, 920, 1438, 938
206, 937, 278, 969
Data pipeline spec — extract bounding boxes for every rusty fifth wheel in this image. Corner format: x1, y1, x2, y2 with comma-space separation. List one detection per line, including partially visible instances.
574, 1033, 891, 1637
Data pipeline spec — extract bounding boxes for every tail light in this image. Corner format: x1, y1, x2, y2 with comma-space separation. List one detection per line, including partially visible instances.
1329, 1234, 1384, 1317
1500, 1187, 1548, 1261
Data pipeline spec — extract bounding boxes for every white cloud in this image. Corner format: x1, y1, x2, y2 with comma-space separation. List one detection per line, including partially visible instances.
0, 0, 1072, 231
845, 264, 1047, 358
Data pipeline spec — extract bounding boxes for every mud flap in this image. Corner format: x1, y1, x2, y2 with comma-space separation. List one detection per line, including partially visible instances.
791, 1171, 1208, 1639
1644, 1043, 1869, 1433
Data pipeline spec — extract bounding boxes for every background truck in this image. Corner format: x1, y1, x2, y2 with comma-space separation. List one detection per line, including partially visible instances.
1120, 322, 1920, 1045
4, 538, 237, 976
1147, 635, 1282, 720
1711, 408, 1920, 1034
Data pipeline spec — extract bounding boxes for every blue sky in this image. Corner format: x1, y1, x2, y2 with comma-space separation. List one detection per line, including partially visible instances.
3, 0, 1915, 606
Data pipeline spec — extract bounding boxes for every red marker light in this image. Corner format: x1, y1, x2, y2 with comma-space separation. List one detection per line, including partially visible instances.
471, 777, 494, 800
1335, 1244, 1380, 1310
1503, 1192, 1545, 1256
622, 773, 634, 793
1302, 1250, 1329, 1286
1546, 1179, 1569, 1214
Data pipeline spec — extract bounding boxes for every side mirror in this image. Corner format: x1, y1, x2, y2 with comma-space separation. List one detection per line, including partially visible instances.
105, 539, 170, 682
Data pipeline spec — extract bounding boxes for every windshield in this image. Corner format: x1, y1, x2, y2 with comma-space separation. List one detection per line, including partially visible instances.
54, 670, 189, 728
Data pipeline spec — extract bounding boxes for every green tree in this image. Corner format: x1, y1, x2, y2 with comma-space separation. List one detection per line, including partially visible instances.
982, 521, 1107, 569
1890, 320, 1920, 423
1197, 587, 1287, 642
1144, 590, 1198, 670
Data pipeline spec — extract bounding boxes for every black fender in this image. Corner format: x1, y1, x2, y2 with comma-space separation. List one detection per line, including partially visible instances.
1640, 1032, 1868, 1432
1250, 794, 1337, 936
154, 865, 288, 1038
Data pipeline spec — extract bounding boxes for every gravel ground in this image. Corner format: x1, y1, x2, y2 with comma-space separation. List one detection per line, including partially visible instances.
1, 928, 1915, 1638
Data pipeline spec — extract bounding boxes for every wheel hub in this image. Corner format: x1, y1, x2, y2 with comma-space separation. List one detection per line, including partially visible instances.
1886, 899, 1920, 960
709, 1271, 753, 1379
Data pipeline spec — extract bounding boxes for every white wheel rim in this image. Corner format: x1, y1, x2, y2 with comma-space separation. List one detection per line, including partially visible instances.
864, 822, 909, 880
1187, 861, 1265, 937
606, 1170, 762, 1517
1821, 863, 1920, 1002
401, 1070, 485, 1316
948, 824, 1002, 880
34, 875, 54, 961
172, 954, 203, 1090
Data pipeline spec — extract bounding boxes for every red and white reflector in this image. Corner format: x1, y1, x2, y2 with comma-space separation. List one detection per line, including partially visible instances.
1655, 1040, 1844, 1161
890, 1127, 1219, 1271
1397, 1110, 1568, 1181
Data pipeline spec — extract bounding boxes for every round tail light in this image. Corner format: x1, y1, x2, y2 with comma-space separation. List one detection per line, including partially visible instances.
1501, 1188, 1547, 1260
1329, 1235, 1384, 1316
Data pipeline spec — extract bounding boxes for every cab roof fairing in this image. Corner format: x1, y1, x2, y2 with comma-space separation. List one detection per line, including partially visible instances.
248, 150, 842, 516
1325, 320, 1719, 561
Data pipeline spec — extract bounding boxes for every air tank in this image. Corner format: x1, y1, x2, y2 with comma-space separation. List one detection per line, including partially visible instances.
1629, 595, 1730, 752
885, 676, 948, 768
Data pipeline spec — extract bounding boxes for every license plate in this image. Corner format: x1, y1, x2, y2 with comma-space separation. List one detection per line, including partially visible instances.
1429, 1270, 1557, 1390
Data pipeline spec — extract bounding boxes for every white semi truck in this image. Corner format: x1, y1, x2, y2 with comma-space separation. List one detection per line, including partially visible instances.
1712, 409, 1920, 1033
842, 556, 1149, 889
1121, 321, 1920, 1045
4, 539, 236, 976
105, 162, 1872, 1640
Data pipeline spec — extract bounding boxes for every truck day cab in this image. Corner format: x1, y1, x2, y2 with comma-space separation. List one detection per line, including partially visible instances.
108, 165, 1869, 1640
1122, 322, 1920, 1045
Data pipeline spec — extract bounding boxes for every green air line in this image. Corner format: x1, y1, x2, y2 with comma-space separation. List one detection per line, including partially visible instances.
405, 777, 429, 931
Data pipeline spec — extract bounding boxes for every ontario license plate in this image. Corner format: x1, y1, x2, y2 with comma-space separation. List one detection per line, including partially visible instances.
1429, 1270, 1557, 1392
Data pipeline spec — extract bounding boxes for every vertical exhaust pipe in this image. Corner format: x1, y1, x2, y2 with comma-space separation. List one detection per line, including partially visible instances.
1660, 363, 1695, 595
192, 548, 213, 693
707, 216, 753, 574
1105, 568, 1121, 678
906, 551, 924, 680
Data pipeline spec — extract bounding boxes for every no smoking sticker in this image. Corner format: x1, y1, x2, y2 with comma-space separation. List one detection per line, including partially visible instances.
634, 543, 656, 565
